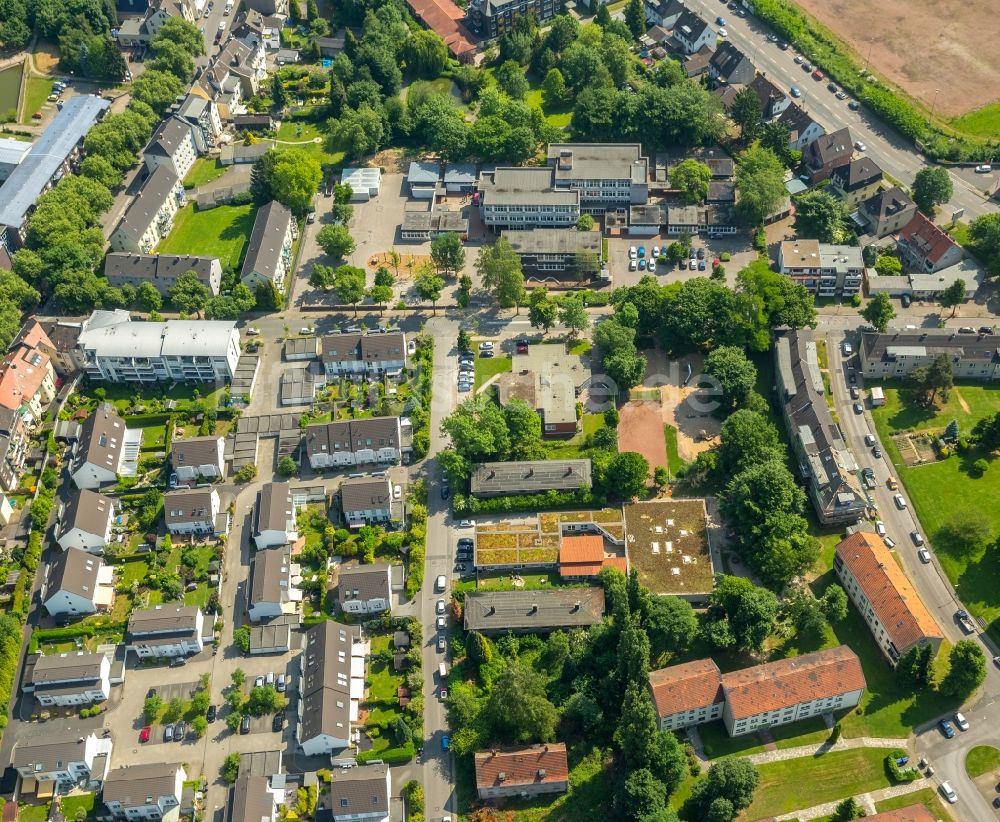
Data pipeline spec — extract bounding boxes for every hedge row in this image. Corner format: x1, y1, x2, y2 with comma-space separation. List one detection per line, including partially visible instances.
451, 488, 601, 516
752, 0, 1000, 161
356, 742, 415, 765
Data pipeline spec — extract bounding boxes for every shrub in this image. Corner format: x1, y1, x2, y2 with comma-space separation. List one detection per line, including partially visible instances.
720, 251, 731, 262
357, 742, 415, 764
828, 722, 841, 744
972, 458, 989, 477
885, 749, 920, 782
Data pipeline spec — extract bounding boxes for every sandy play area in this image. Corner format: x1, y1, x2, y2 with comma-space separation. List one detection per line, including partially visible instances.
794, 0, 1000, 116
618, 403, 667, 477
659, 381, 720, 462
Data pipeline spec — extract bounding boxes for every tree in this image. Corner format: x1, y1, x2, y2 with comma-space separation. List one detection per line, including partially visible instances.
222, 753, 241, 783
559, 296, 590, 338
405, 28, 449, 78
541, 67, 567, 108
830, 797, 866, 821
624, 0, 645, 36
441, 395, 512, 461
897, 643, 934, 689
730, 85, 763, 141
821, 584, 848, 623
488, 662, 558, 742
495, 60, 529, 99
860, 292, 896, 332
704, 345, 757, 411
457, 328, 472, 352
430, 232, 465, 275
605, 452, 649, 500
79, 154, 124, 189
415, 268, 445, 314
316, 224, 356, 258
367, 284, 393, 315
941, 639, 986, 698
269, 150, 323, 215
972, 411, 1000, 452
190, 715, 208, 738
874, 254, 902, 276
168, 271, 211, 317
670, 159, 712, 205
735, 145, 787, 226
937, 512, 992, 560
144, 694, 163, 721
604, 348, 646, 392
968, 212, 1000, 277
718, 409, 784, 475
576, 213, 595, 231
333, 265, 366, 315
614, 681, 660, 770
912, 165, 953, 216
654, 465, 669, 488
940, 278, 967, 316
619, 769, 669, 822
130, 69, 185, 114
476, 238, 525, 312
594, 1, 612, 27
231, 668, 246, 688
277, 455, 297, 476
704, 576, 779, 654
309, 264, 336, 288
910, 353, 953, 406
271, 74, 288, 110
528, 288, 558, 333
689, 757, 760, 819
135, 282, 163, 312
792, 189, 850, 243
647, 596, 698, 653
327, 104, 386, 158
247, 685, 286, 716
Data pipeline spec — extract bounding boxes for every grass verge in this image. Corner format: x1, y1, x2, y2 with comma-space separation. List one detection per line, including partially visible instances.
474, 353, 511, 390
966, 745, 1000, 778
21, 77, 53, 123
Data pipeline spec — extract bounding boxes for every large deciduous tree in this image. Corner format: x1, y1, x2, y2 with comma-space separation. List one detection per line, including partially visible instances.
704, 345, 757, 412
669, 159, 712, 204
735, 145, 787, 226
941, 639, 986, 698
792, 188, 851, 243
912, 165, 953, 216
860, 292, 896, 331
476, 238, 525, 312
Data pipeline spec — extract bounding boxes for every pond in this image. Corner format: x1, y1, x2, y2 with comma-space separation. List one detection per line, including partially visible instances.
0, 63, 23, 120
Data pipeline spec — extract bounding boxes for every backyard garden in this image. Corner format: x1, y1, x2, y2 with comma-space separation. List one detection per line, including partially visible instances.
157, 202, 257, 272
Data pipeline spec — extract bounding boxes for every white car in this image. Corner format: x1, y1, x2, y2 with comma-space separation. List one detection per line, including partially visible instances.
407, 339, 416, 354
652, 246, 660, 257
874, 520, 886, 537
918, 547, 931, 564
854, 140, 867, 152
628, 246, 638, 260
435, 575, 446, 592
955, 712, 969, 731
647, 260, 656, 273
842, 342, 853, 356
718, 27, 728, 36
246, 326, 260, 336
939, 781, 958, 804
393, 484, 401, 499
299, 327, 313, 335
478, 341, 494, 350
436, 599, 445, 614
436, 616, 447, 630
975, 164, 993, 173
218, 20, 226, 30
893, 493, 907, 509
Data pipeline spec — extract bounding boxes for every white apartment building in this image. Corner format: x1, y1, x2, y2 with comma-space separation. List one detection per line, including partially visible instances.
24, 652, 112, 707
860, 329, 1000, 382
144, 116, 200, 181
778, 239, 865, 298
103, 763, 186, 822
110, 165, 186, 254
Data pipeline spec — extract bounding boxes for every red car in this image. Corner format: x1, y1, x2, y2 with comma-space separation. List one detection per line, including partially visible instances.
139, 725, 151, 743
812, 69, 824, 80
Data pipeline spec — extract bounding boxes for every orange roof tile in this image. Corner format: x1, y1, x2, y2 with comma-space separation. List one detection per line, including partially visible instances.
405, 0, 477, 57
0, 346, 52, 411
12, 320, 55, 353
648, 659, 723, 717
836, 532, 943, 652
603, 556, 628, 574
720, 645, 866, 720
475, 744, 568, 790
897, 211, 961, 265
559, 535, 604, 564
865, 805, 935, 822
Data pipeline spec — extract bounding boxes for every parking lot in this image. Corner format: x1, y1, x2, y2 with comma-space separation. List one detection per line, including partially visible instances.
606, 233, 758, 288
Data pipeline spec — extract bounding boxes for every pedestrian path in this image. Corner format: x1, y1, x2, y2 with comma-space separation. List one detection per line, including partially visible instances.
746, 735, 909, 765
773, 780, 931, 821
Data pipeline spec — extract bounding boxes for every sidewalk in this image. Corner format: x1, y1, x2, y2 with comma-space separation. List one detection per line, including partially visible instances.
773, 780, 931, 821
745, 735, 909, 766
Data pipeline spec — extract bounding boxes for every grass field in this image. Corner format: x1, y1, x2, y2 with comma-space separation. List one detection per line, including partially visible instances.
21, 77, 53, 123
276, 118, 324, 142
698, 720, 766, 759
742, 747, 897, 820
406, 77, 456, 103
870, 382, 1000, 639
157, 203, 257, 271
183, 157, 228, 188
966, 745, 1000, 778
525, 86, 573, 128
474, 353, 511, 389
951, 103, 1000, 139
60, 792, 97, 821
873, 786, 953, 820
545, 413, 605, 459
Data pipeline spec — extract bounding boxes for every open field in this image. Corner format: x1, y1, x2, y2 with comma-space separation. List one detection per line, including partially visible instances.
618, 402, 666, 476
157, 203, 256, 271
793, 0, 1000, 117
870, 382, 1000, 640
22, 77, 53, 123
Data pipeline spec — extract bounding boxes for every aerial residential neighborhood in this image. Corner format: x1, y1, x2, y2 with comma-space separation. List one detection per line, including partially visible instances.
0, 0, 999, 817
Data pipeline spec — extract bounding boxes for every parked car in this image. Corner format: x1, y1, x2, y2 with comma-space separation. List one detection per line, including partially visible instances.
174, 721, 186, 740
441, 481, 450, 500
872, 446, 881, 458
850, 386, 860, 399
802, 62, 813, 71
910, 531, 924, 546
718, 27, 727, 36
893, 493, 907, 509
437, 636, 446, 652
276, 674, 286, 693
812, 68, 824, 80
827, 82, 837, 92
698, 260, 706, 271
240, 715, 251, 734
638, 246, 646, 258
254, 675, 265, 688
874, 520, 886, 537
436, 616, 447, 630
457, 382, 472, 392
440, 687, 448, 700
790, 86, 801, 97
939, 719, 955, 739
975, 165, 993, 173
648, 260, 656, 273
272, 714, 285, 732
836, 90, 847, 99
628, 246, 638, 259
435, 574, 446, 591
457, 520, 474, 528
206, 705, 217, 722
848, 100, 861, 110
854, 140, 867, 152
696, 248, 705, 259
940, 781, 958, 803
436, 599, 446, 614
865, 434, 876, 447
164, 724, 174, 742
918, 547, 931, 564
883, 536, 895, 549
515, 338, 529, 353
853, 402, 864, 414
794, 54, 804, 63
629, 260, 638, 271
955, 712, 970, 731
441, 735, 450, 750
140, 725, 151, 743
265, 671, 275, 686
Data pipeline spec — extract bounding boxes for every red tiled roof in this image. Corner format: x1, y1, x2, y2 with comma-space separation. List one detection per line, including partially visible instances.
720, 645, 866, 720
405, 0, 477, 57
864, 805, 936, 822
897, 211, 961, 265
559, 535, 603, 564
475, 744, 568, 790
0, 346, 52, 411
648, 659, 723, 718
836, 532, 942, 652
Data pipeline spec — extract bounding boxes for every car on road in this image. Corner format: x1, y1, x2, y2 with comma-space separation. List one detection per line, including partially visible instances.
140, 725, 151, 742
441, 481, 450, 499
779, 41, 789, 49
812, 69, 824, 80
479, 341, 494, 350
440, 687, 448, 700
207, 704, 217, 721
872, 446, 881, 458
955, 712, 969, 731
435, 574, 446, 592
854, 140, 867, 152
790, 86, 801, 98
918, 547, 931, 564
716, 14, 725, 23
794, 54, 804, 63
457, 519, 473, 528
910, 531, 924, 546
853, 401, 863, 414
441, 735, 450, 750
848, 100, 861, 110
939, 719, 955, 739
865, 434, 876, 447
437, 636, 446, 652
240, 715, 251, 734
993, 797, 1000, 809
272, 714, 284, 732
886, 476, 898, 490
975, 165, 993, 173
436, 616, 447, 630
993, 655, 1000, 668
218, 20, 225, 30
827, 82, 837, 92
436, 599, 446, 614
940, 781, 958, 803
718, 27, 727, 36
254, 675, 265, 688
836, 90, 848, 99
893, 493, 907, 509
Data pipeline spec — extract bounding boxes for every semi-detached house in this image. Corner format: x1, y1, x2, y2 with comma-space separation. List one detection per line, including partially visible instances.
56, 489, 115, 553
11, 730, 112, 793
305, 417, 410, 469
23, 652, 111, 707
326, 763, 390, 822
320, 332, 407, 379
253, 481, 297, 549
339, 478, 393, 529
70, 403, 142, 489
474, 744, 569, 801
43, 548, 114, 617
336, 562, 392, 614
170, 435, 225, 481
103, 763, 186, 822
127, 605, 205, 658
247, 548, 296, 623
164, 487, 224, 536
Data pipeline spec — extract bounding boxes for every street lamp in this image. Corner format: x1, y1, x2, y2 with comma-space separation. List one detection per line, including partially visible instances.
863, 39, 874, 73
930, 88, 940, 119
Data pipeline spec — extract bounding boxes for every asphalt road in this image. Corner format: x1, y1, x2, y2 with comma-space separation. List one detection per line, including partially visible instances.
683, 0, 999, 222
827, 329, 1000, 821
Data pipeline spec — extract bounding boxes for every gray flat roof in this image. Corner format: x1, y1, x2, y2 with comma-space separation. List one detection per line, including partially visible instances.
503, 229, 601, 256
464, 587, 605, 633
471, 459, 592, 496
0, 95, 110, 230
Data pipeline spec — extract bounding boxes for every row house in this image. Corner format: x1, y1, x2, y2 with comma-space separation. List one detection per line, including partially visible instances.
71, 404, 142, 489
305, 417, 411, 469
339, 478, 394, 529
23, 652, 111, 707
104, 252, 222, 296
320, 332, 407, 380
860, 329, 1000, 382
337, 562, 392, 615
103, 763, 186, 822
474, 745, 568, 801
778, 239, 864, 298
127, 605, 206, 658
253, 482, 298, 549
110, 165, 186, 254
11, 731, 112, 794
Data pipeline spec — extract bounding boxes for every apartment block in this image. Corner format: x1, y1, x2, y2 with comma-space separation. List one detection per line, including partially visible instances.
778, 239, 864, 298
648, 659, 724, 731
860, 329, 1000, 381
110, 165, 186, 254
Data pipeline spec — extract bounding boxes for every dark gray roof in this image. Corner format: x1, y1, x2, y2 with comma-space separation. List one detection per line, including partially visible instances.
104, 252, 219, 290
709, 41, 752, 82
547, 142, 647, 184
407, 161, 441, 185
326, 764, 388, 816
115, 165, 181, 243
707, 180, 736, 203
804, 127, 853, 168
443, 163, 477, 184
0, 96, 109, 231
77, 403, 128, 475
777, 103, 821, 139
860, 186, 915, 222
227, 775, 274, 822
58, 489, 114, 540
464, 588, 605, 633
233, 114, 273, 128
305, 417, 401, 460
283, 337, 318, 358
470, 459, 592, 496
339, 478, 392, 514
249, 549, 290, 606
170, 436, 222, 471
830, 158, 882, 192
47, 547, 101, 600
320, 333, 406, 366
12, 731, 96, 772
147, 116, 194, 160
337, 563, 390, 604
861, 329, 1000, 367
674, 9, 710, 41
300, 621, 361, 742
27, 652, 105, 687
164, 488, 216, 527
104, 764, 183, 808
749, 73, 788, 118
254, 482, 294, 535
128, 604, 201, 637
241, 200, 292, 281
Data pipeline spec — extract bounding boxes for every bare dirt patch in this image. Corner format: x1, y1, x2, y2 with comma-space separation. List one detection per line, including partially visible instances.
618, 402, 666, 478
659, 383, 720, 462
954, 388, 971, 415
891, 432, 937, 466
793, 0, 1000, 116
31, 41, 61, 75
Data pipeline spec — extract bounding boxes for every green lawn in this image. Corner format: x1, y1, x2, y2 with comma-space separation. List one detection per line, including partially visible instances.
873, 786, 952, 820
157, 203, 257, 271
545, 413, 606, 459
870, 383, 1000, 640
770, 715, 832, 749
966, 745, 1000, 778
742, 747, 897, 820
474, 353, 511, 389
21, 77, 53, 123
525, 85, 573, 128
568, 339, 592, 356
951, 102, 1000, 139
406, 77, 456, 103
17, 804, 49, 822
368, 659, 400, 703
183, 157, 228, 188
664, 424, 688, 476
276, 118, 324, 142
60, 793, 97, 821
697, 721, 766, 759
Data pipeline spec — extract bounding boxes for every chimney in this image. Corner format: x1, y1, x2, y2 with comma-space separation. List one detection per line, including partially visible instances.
488, 605, 495, 615
537, 769, 547, 779
572, 601, 580, 612
488, 470, 495, 479
498, 772, 506, 782
529, 603, 538, 614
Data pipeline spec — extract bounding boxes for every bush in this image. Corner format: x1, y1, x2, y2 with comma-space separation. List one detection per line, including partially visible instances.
885, 749, 920, 782
972, 457, 989, 477
452, 488, 601, 516
356, 742, 415, 764
828, 722, 841, 744
720, 251, 731, 262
